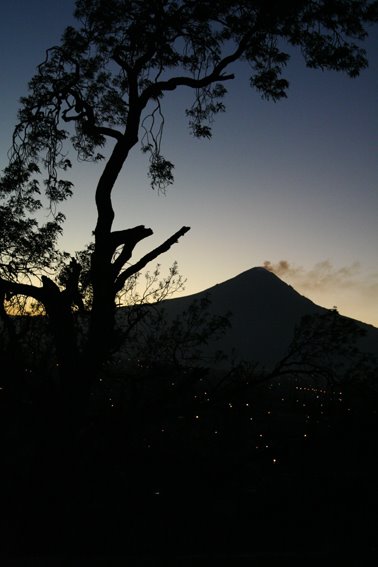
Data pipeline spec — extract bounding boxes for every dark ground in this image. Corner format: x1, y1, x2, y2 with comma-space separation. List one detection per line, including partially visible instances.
1, 375, 377, 566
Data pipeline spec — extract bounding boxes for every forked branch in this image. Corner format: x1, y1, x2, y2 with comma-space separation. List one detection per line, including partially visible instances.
114, 226, 190, 293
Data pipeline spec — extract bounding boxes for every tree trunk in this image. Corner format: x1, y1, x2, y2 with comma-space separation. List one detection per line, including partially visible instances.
87, 233, 117, 370
88, 285, 116, 370
45, 299, 80, 399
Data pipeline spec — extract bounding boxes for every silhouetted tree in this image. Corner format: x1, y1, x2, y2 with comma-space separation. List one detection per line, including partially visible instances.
1, 0, 377, 411
271, 308, 378, 385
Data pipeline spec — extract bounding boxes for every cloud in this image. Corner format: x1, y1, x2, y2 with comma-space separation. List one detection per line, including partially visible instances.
263, 260, 301, 279
262, 259, 378, 325
262, 259, 362, 291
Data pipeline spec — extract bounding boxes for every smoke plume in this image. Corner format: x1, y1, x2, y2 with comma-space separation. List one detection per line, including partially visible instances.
263, 260, 361, 290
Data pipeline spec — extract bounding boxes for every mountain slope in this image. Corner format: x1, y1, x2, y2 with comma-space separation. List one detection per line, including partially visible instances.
143, 267, 378, 369
156, 267, 324, 367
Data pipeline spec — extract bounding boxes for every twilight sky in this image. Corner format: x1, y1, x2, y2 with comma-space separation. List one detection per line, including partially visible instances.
1, 1, 377, 327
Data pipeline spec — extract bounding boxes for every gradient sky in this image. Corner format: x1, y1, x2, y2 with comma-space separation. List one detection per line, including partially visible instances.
1, 1, 377, 326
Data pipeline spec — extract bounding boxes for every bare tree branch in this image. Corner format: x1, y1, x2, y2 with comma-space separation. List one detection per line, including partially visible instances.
111, 225, 154, 276
140, 40, 248, 105
114, 226, 190, 293
0, 277, 45, 304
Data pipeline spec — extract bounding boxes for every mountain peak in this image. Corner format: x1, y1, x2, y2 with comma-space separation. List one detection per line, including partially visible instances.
208, 265, 308, 305
152, 266, 326, 367
118, 266, 378, 369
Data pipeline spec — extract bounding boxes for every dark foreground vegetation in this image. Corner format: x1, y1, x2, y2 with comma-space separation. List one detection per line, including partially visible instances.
1, 361, 377, 566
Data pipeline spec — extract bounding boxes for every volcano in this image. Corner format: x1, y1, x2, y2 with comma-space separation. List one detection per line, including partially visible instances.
127, 267, 378, 369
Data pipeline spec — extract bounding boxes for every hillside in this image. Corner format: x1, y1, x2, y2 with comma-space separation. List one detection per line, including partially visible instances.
118, 267, 378, 370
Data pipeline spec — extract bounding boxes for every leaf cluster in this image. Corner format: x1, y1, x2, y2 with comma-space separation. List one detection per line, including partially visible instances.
0, 161, 66, 282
